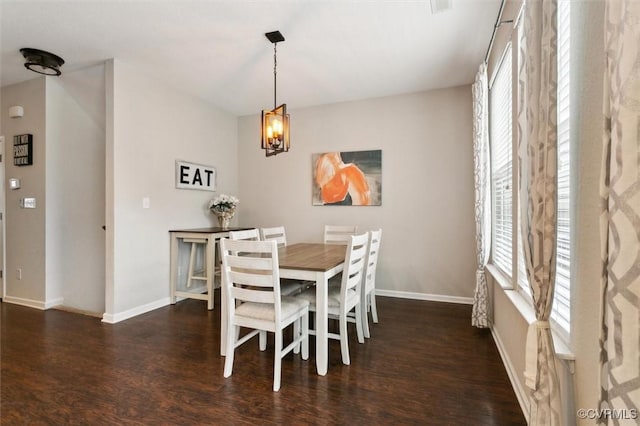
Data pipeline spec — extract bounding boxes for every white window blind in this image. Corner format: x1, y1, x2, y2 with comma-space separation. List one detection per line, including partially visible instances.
553, 0, 571, 335
490, 45, 514, 278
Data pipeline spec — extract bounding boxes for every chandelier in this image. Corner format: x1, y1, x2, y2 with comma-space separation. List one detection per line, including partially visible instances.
261, 31, 290, 157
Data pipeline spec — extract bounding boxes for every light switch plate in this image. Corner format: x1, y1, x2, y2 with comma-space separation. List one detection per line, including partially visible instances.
9, 178, 20, 190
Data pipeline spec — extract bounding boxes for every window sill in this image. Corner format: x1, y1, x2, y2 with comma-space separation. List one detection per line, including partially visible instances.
486, 264, 575, 365
486, 263, 514, 291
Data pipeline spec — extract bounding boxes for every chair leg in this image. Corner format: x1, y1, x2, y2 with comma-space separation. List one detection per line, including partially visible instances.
273, 330, 283, 392
293, 318, 300, 354
370, 291, 379, 323
362, 297, 371, 339
224, 325, 237, 378
355, 303, 364, 344
339, 313, 350, 365
259, 331, 267, 351
302, 311, 309, 360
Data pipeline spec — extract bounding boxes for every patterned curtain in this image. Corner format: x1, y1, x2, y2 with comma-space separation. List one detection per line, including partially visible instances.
518, 0, 563, 424
599, 0, 640, 423
472, 63, 491, 328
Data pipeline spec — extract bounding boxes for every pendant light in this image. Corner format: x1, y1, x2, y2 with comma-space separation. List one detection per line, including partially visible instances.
261, 31, 290, 157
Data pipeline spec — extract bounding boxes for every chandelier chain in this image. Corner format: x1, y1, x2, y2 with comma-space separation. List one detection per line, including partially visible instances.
273, 43, 278, 108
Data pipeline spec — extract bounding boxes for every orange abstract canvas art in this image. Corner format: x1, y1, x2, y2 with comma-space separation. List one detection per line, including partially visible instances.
312, 150, 382, 206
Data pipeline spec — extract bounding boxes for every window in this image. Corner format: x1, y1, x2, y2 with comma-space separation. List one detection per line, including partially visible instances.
553, 0, 571, 336
490, 45, 513, 279
489, 2, 572, 338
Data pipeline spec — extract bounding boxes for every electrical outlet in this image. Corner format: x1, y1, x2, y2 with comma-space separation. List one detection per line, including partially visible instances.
17, 268, 22, 280
20, 198, 36, 209
177, 266, 182, 276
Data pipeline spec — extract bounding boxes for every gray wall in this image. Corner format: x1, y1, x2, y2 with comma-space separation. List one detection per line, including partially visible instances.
238, 86, 476, 300
1, 66, 106, 313
1, 78, 47, 306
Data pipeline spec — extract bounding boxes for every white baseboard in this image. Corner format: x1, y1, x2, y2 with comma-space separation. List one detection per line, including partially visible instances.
490, 325, 530, 423
5, 289, 472, 321
45, 297, 64, 309
102, 297, 171, 324
97, 290, 471, 324
375, 289, 473, 305
2, 295, 64, 310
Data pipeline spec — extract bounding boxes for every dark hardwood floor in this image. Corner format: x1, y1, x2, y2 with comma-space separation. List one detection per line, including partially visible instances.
1, 293, 526, 425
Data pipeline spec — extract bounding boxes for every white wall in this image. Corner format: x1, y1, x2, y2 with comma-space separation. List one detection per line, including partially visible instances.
238, 87, 476, 300
105, 60, 239, 322
46, 64, 106, 314
1, 78, 48, 307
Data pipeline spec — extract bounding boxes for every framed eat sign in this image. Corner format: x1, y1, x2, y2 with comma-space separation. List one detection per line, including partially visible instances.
13, 134, 33, 166
175, 160, 216, 192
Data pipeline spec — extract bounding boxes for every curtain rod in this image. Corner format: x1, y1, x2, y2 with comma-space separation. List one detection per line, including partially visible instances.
483, 0, 513, 64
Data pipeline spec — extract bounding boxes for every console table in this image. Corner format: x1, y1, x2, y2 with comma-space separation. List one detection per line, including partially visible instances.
169, 227, 254, 310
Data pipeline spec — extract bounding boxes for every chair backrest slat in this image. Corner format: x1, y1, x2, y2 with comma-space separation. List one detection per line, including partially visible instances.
231, 285, 275, 304
229, 270, 275, 288
261, 226, 287, 247
228, 228, 260, 241
324, 225, 357, 245
226, 254, 273, 271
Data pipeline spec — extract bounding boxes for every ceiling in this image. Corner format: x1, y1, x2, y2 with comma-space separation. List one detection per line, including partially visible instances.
0, 0, 501, 116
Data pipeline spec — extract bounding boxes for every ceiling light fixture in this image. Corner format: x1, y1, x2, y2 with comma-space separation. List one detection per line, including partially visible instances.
20, 48, 65, 76
261, 31, 290, 157
430, 0, 453, 14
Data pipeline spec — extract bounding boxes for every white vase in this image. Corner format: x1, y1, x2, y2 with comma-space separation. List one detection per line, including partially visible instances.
214, 210, 235, 229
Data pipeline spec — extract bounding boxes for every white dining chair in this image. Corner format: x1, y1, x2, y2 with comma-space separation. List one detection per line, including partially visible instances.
220, 238, 309, 392
295, 232, 369, 365
260, 226, 287, 247
333, 228, 382, 338
362, 229, 382, 338
323, 225, 357, 245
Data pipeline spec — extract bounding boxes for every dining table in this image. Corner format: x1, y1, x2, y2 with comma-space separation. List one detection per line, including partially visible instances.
220, 242, 347, 376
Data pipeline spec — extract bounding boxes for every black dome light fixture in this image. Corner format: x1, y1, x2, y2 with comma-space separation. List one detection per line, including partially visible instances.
20, 48, 65, 76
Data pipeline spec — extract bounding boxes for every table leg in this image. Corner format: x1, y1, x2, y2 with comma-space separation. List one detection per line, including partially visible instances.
206, 236, 214, 310
315, 271, 328, 376
220, 263, 227, 356
169, 234, 179, 304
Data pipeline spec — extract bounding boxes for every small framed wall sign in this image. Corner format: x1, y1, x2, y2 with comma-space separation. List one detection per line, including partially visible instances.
175, 160, 216, 192
13, 134, 33, 166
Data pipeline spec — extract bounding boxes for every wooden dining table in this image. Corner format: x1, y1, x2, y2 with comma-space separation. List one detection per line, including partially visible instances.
220, 242, 347, 376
